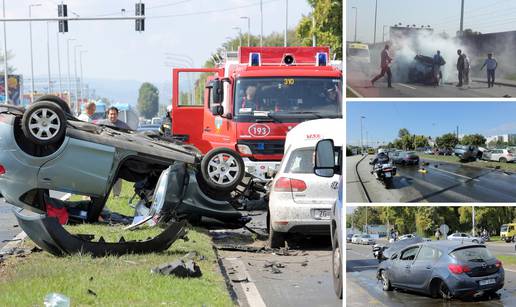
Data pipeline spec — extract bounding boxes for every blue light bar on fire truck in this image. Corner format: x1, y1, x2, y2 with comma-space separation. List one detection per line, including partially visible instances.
316, 52, 328, 66
249, 52, 261, 66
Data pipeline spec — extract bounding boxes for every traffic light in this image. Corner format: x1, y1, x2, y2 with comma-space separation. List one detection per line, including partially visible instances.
58, 4, 68, 33
135, 2, 145, 32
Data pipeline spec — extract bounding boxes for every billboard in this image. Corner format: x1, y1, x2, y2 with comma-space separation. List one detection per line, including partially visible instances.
0, 75, 22, 105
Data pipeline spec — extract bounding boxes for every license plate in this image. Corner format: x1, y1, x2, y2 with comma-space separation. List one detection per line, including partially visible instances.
385, 172, 391, 178
313, 209, 331, 220
479, 279, 496, 286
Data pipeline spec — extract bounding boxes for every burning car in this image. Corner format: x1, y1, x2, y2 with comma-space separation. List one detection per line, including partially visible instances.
0, 96, 260, 256
407, 54, 440, 85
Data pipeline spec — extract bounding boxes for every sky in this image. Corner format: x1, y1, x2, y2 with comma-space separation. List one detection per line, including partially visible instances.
347, 101, 516, 146
2, 0, 311, 85
346, 0, 516, 43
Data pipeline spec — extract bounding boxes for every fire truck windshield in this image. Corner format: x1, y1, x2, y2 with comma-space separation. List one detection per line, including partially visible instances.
234, 77, 342, 121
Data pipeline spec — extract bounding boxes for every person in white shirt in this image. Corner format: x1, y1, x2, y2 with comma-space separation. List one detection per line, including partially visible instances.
78, 102, 96, 122
480, 53, 498, 88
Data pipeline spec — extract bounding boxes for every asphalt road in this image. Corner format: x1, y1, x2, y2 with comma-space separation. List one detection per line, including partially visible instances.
347, 240, 516, 306
214, 211, 341, 307
346, 155, 516, 203
0, 199, 20, 249
347, 69, 516, 98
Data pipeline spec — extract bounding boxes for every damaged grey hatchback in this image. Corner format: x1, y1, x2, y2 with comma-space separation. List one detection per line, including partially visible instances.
0, 96, 260, 256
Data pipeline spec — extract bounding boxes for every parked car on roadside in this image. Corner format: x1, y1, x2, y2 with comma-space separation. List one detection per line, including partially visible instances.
377, 241, 504, 299
435, 148, 453, 156
360, 234, 375, 245
447, 232, 485, 244
268, 119, 343, 248
483, 149, 515, 163
391, 151, 420, 165
454, 145, 480, 162
347, 233, 354, 243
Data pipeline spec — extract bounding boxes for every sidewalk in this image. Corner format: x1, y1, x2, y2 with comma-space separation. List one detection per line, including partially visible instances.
472, 77, 516, 88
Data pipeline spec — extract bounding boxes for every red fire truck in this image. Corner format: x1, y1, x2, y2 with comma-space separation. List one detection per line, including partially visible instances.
171, 47, 342, 192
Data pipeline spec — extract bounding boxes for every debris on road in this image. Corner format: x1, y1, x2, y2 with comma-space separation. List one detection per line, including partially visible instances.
215, 244, 265, 253
263, 261, 285, 274
151, 259, 202, 278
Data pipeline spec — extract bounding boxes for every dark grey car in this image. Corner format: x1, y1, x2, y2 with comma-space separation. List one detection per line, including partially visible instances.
377, 241, 504, 299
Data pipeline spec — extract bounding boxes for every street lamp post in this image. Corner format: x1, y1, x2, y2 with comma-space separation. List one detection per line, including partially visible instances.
373, 0, 378, 44
383, 25, 389, 42
284, 0, 288, 47
29, 3, 42, 103
66, 38, 75, 107
73, 44, 82, 113
46, 21, 51, 93
225, 36, 234, 51
56, 32, 62, 95
79, 50, 87, 104
472, 206, 476, 236
232, 27, 242, 48
360, 116, 365, 154
2, 0, 8, 104
260, 0, 263, 46
352, 7, 358, 42
240, 16, 250, 46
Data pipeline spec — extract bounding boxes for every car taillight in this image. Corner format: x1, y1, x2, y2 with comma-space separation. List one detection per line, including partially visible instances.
273, 177, 307, 192
496, 260, 502, 268
448, 264, 471, 274
0, 165, 5, 175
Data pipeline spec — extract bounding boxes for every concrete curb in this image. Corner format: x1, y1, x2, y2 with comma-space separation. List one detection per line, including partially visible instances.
0, 193, 71, 255
472, 78, 516, 88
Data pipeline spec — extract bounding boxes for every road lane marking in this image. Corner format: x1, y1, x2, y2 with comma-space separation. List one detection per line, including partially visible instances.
226, 257, 266, 307
430, 166, 479, 181
347, 85, 364, 98
398, 83, 417, 90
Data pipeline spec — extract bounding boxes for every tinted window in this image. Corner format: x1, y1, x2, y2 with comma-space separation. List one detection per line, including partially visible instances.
416, 246, 442, 261
400, 247, 419, 261
284, 148, 314, 174
501, 225, 508, 232
451, 247, 494, 262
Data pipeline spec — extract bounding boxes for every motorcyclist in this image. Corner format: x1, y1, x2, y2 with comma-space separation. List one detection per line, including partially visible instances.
370, 152, 390, 172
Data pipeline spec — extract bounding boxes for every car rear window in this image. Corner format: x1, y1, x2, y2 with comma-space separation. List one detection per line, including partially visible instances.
450, 247, 494, 262
284, 148, 315, 174
416, 246, 442, 261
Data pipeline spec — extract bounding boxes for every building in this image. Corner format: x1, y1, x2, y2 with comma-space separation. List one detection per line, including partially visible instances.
486, 134, 516, 145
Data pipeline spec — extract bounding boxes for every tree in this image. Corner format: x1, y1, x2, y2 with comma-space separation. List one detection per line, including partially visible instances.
296, 0, 343, 59
398, 128, 410, 139
401, 134, 414, 150
137, 82, 159, 119
436, 133, 459, 149
414, 135, 429, 148
461, 134, 486, 146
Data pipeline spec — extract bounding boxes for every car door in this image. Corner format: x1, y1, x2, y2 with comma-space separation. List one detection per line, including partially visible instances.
391, 246, 420, 287
409, 246, 442, 291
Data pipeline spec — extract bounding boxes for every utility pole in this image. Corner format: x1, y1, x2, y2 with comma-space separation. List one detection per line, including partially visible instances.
2, 0, 7, 104
459, 0, 465, 36
373, 0, 378, 44
56, 32, 62, 95
29, 4, 42, 103
260, 0, 263, 47
240, 16, 250, 46
284, 0, 288, 47
365, 206, 368, 234
312, 7, 316, 46
352, 7, 357, 42
46, 21, 51, 93
472, 206, 476, 236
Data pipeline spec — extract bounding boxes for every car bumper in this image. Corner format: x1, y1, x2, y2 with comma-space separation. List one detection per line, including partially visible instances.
446, 270, 505, 298
268, 192, 332, 234
243, 158, 280, 180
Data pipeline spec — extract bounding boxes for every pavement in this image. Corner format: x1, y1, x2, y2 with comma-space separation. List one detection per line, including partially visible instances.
214, 211, 341, 307
347, 69, 516, 98
346, 155, 516, 203
0, 199, 20, 249
346, 240, 516, 306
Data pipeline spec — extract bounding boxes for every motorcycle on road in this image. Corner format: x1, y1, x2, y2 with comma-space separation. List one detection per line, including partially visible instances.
370, 161, 397, 189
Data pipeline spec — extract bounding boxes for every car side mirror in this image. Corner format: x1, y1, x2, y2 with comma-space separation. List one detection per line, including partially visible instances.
211, 104, 224, 116
211, 79, 224, 104
314, 139, 336, 177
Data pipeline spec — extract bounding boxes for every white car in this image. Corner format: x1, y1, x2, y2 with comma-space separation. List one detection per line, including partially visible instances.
447, 232, 485, 244
351, 234, 362, 244
483, 149, 516, 163
359, 234, 375, 245
267, 118, 343, 248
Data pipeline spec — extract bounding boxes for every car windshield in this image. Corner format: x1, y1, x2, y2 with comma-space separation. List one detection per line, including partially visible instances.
348, 48, 370, 57
501, 225, 508, 232
234, 77, 342, 120
451, 247, 494, 262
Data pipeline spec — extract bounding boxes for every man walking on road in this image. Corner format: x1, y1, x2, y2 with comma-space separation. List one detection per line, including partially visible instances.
432, 50, 446, 86
371, 44, 393, 88
456, 49, 465, 87
480, 52, 498, 88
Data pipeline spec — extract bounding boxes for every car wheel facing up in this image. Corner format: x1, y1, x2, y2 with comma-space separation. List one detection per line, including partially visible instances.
200, 147, 245, 192
21, 101, 66, 145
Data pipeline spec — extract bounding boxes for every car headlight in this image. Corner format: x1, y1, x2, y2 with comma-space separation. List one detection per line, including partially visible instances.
237, 144, 253, 155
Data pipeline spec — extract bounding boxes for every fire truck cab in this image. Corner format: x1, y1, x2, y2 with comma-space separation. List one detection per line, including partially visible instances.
171, 47, 342, 190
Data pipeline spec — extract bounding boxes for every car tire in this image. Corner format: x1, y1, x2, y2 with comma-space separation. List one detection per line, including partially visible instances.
438, 280, 452, 299
472, 239, 478, 243
35, 95, 72, 115
200, 147, 245, 192
380, 270, 392, 291
332, 228, 343, 299
21, 101, 66, 145
267, 211, 285, 248
500, 157, 507, 163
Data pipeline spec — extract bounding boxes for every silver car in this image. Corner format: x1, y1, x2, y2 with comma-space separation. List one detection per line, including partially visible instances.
359, 234, 376, 245
447, 232, 485, 244
483, 149, 516, 163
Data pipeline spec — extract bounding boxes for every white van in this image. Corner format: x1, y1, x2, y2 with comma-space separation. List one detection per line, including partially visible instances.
267, 118, 343, 248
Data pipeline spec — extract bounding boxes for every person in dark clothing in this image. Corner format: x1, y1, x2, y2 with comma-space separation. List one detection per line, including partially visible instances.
159, 105, 172, 136
370, 152, 390, 173
371, 45, 393, 88
432, 50, 446, 86
456, 49, 465, 87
